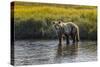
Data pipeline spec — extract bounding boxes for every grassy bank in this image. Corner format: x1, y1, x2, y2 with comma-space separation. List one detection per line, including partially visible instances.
11, 2, 97, 40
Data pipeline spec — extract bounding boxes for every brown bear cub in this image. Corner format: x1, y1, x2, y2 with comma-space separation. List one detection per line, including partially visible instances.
53, 20, 80, 45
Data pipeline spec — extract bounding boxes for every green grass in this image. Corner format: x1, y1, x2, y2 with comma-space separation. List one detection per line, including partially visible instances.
12, 1, 97, 40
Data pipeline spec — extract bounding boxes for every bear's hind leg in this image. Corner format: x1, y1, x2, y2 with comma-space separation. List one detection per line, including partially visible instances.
76, 32, 80, 42
71, 34, 76, 44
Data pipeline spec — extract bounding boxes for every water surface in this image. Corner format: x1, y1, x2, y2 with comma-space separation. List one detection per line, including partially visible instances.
14, 40, 97, 66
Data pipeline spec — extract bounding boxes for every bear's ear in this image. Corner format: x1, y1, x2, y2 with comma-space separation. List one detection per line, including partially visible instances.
58, 21, 61, 24
52, 21, 55, 24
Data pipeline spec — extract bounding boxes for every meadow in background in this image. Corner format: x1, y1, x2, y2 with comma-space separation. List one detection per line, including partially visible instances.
11, 1, 97, 40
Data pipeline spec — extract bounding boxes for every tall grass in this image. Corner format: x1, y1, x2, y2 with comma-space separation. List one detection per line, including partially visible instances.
12, 2, 97, 40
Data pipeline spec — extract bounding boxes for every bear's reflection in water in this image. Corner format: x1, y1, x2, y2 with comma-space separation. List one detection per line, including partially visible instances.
55, 43, 79, 63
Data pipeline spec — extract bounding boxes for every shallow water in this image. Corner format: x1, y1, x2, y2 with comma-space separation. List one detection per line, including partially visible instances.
14, 40, 97, 66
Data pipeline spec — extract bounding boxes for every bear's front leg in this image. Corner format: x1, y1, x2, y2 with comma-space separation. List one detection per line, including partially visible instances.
66, 35, 69, 45
58, 36, 63, 46
58, 34, 63, 46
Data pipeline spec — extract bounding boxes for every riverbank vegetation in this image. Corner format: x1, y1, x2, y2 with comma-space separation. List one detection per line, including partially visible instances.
11, 1, 97, 40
